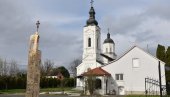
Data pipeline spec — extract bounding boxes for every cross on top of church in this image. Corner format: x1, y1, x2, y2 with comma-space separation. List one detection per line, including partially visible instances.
108, 28, 110, 33
90, 0, 94, 7
36, 21, 40, 32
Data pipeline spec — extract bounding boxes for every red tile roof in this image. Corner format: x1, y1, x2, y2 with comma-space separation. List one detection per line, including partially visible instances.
82, 67, 111, 76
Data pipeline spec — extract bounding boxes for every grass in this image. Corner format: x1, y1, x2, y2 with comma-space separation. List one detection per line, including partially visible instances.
0, 87, 74, 94
40, 87, 73, 92
0, 89, 26, 94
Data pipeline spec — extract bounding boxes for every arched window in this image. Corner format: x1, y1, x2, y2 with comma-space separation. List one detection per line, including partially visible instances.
110, 47, 112, 52
97, 38, 99, 49
106, 48, 108, 53
88, 38, 91, 47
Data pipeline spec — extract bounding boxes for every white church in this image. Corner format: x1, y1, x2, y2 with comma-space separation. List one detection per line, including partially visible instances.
76, 3, 166, 95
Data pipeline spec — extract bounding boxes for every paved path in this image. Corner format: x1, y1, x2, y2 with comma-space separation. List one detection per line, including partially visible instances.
0, 94, 124, 97
0, 95, 65, 97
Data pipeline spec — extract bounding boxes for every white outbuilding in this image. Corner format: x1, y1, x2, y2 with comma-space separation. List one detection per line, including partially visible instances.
102, 46, 166, 95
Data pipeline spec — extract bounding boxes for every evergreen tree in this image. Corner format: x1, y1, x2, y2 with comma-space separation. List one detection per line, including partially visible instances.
156, 44, 166, 62
57, 66, 70, 78
166, 46, 170, 95
166, 47, 170, 66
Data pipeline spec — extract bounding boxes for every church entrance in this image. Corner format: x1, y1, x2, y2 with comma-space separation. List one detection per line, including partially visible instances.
81, 67, 111, 95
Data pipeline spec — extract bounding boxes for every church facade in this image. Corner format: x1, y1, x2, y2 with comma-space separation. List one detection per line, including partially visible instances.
76, 4, 166, 95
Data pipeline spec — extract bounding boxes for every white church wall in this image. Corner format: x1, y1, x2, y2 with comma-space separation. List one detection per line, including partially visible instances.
76, 24, 103, 88
76, 62, 102, 87
77, 62, 102, 76
103, 43, 115, 53
102, 46, 166, 95
102, 42, 117, 64
83, 25, 101, 62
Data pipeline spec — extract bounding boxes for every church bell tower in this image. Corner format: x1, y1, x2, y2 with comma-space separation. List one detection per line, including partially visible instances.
103, 31, 117, 64
76, 0, 103, 88
82, 1, 101, 63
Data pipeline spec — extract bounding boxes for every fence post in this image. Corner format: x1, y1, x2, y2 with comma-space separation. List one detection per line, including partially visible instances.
158, 61, 162, 97
145, 78, 147, 97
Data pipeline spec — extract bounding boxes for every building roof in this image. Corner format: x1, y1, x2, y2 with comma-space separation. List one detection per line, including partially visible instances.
82, 67, 111, 76
102, 45, 165, 67
103, 33, 114, 44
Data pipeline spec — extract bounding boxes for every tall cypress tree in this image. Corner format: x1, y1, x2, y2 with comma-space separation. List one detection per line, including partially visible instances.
166, 47, 170, 66
156, 44, 166, 62
166, 46, 170, 95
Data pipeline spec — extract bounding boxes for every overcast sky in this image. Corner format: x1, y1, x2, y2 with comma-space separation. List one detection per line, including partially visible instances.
0, 0, 170, 69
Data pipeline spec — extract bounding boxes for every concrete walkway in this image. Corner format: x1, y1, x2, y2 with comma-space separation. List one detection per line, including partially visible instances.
0, 94, 124, 97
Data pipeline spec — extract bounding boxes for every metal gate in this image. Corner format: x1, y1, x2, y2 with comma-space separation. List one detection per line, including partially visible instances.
144, 61, 169, 97
145, 77, 159, 95
145, 77, 167, 96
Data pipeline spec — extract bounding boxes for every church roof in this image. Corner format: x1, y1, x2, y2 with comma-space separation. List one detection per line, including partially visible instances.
82, 67, 111, 76
102, 46, 165, 66
100, 53, 115, 61
103, 33, 114, 44
86, 7, 98, 26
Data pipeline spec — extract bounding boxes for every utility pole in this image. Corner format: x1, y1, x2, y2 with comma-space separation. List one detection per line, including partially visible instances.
158, 61, 162, 97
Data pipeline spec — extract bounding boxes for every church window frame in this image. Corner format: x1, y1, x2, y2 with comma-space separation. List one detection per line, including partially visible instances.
88, 38, 91, 47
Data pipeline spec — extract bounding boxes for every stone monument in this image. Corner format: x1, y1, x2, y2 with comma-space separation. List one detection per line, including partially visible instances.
26, 21, 41, 97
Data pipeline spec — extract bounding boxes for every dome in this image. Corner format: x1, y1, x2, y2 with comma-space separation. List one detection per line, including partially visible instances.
104, 33, 114, 44
86, 18, 98, 26
86, 7, 98, 26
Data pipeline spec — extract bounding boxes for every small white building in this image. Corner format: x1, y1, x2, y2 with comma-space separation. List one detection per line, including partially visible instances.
76, 3, 166, 95
102, 46, 166, 95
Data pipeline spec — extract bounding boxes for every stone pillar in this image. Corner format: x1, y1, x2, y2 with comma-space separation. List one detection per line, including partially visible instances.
26, 32, 41, 97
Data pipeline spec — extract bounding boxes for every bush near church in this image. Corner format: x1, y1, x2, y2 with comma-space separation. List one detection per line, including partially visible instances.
0, 75, 75, 90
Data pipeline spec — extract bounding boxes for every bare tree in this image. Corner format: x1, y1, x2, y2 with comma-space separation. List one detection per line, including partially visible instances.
41, 59, 54, 76
0, 58, 3, 76
0, 58, 20, 77
3, 59, 9, 76
69, 58, 82, 77
9, 60, 19, 76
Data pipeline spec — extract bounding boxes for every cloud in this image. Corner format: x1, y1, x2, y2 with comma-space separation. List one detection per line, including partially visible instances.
145, 0, 170, 20
0, 0, 84, 68
100, 0, 170, 57
0, 0, 170, 70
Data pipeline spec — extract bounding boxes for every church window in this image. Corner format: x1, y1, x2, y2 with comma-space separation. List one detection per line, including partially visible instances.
106, 48, 108, 53
115, 74, 123, 80
110, 47, 112, 52
88, 38, 91, 47
97, 38, 99, 49
132, 58, 140, 68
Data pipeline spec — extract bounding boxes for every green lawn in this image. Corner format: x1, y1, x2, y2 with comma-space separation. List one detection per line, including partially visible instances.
40, 87, 73, 92
0, 89, 25, 94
